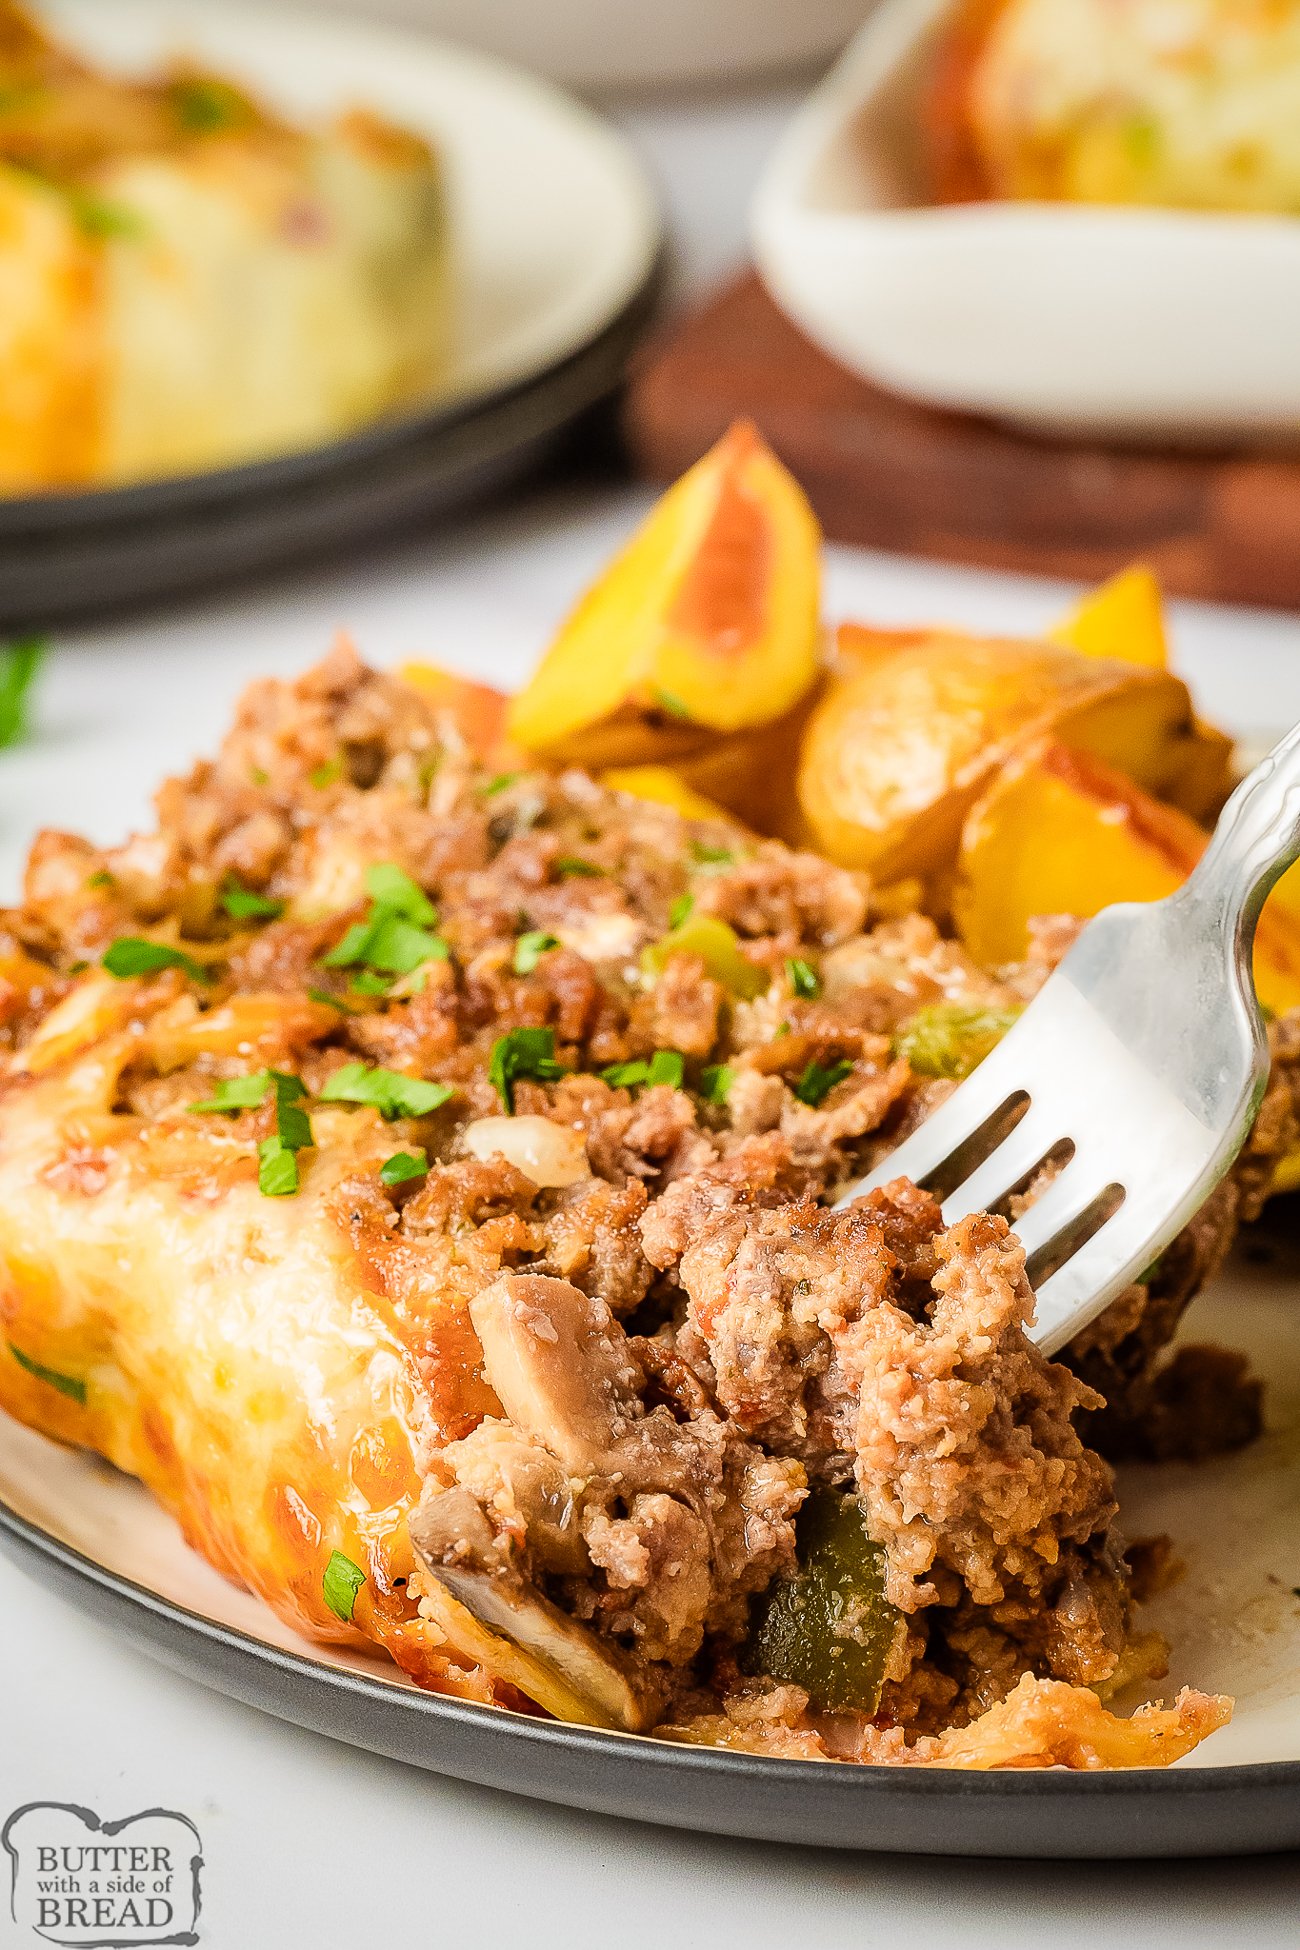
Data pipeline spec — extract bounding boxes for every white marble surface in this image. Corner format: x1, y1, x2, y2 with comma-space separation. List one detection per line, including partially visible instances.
3, 71, 1300, 1950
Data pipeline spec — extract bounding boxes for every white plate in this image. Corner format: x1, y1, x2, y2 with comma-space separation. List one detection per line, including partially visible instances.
41, 0, 660, 410
751, 0, 1300, 439
281, 0, 871, 93
0, 584, 1299, 1846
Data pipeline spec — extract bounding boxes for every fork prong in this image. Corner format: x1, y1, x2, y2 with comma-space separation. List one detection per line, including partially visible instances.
937, 1103, 1060, 1226
1006, 1159, 1099, 1262
1029, 1210, 1136, 1356
841, 1069, 1025, 1207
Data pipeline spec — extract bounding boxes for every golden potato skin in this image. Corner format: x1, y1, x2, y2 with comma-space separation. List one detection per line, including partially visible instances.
933, 0, 1300, 213
795, 625, 1200, 882
0, 1, 448, 488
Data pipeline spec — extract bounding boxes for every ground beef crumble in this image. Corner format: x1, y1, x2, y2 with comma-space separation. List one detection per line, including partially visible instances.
3, 643, 1278, 1760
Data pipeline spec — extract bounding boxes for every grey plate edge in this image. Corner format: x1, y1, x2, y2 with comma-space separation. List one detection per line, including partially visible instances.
3, 1493, 1299, 1859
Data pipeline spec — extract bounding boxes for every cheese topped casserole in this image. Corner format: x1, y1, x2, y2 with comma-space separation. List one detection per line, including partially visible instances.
929, 0, 1300, 211
0, 643, 1292, 1766
0, 1, 448, 490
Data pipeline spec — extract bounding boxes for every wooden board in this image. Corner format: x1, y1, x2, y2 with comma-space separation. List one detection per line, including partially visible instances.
623, 271, 1300, 611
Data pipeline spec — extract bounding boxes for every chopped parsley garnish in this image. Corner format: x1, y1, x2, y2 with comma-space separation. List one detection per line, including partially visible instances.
786, 957, 821, 1000
349, 971, 392, 996
513, 930, 559, 975
600, 1049, 685, 1092
380, 1149, 428, 1187
86, 869, 114, 890
307, 985, 355, 1013
554, 856, 603, 879
0, 634, 45, 748
190, 1070, 312, 1192
699, 1063, 735, 1105
309, 758, 343, 789
793, 1058, 853, 1108
481, 771, 522, 798
102, 938, 206, 982
8, 1340, 86, 1404
489, 1026, 567, 1113
668, 893, 694, 929
319, 1063, 452, 1120
364, 864, 436, 923
892, 1004, 1021, 1082
653, 686, 690, 719
220, 876, 284, 921
169, 75, 252, 133
323, 861, 446, 977
322, 1548, 367, 1623
689, 840, 733, 867
257, 1137, 300, 1197
249, 765, 270, 787
66, 188, 144, 240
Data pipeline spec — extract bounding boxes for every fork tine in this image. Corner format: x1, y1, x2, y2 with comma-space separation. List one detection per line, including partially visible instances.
849, 1066, 1026, 1200
937, 1102, 1060, 1225
1006, 1158, 1099, 1262
1029, 1209, 1136, 1356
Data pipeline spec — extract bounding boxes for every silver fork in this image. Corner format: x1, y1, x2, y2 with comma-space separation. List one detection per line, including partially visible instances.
839, 721, 1300, 1355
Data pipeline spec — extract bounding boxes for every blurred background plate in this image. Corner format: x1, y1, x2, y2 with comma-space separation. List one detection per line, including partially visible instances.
289, 0, 872, 93
751, 0, 1300, 440
0, 0, 663, 627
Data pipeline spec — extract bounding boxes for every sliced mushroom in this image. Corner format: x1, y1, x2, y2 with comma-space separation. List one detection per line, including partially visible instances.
469, 1274, 644, 1476
410, 1483, 656, 1732
462, 1115, 590, 1189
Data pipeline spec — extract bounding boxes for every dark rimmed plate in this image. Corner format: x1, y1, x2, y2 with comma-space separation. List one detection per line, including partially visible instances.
2, 1250, 1298, 1860
0, 0, 664, 626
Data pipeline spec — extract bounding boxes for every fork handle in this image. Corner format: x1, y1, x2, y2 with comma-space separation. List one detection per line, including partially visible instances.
1178, 718, 1300, 984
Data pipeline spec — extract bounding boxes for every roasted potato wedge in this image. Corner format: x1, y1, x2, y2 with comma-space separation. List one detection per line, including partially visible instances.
796, 624, 1207, 883
508, 421, 822, 766
953, 740, 1300, 1017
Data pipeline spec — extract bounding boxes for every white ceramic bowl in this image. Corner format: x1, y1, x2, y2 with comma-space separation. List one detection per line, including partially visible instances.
273, 0, 872, 92
751, 0, 1300, 440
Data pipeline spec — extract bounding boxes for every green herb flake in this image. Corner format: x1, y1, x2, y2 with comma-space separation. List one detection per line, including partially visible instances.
8, 1339, 86, 1404
892, 1004, 1021, 1082
319, 1062, 452, 1121
86, 869, 114, 890
0, 634, 45, 749
307, 985, 354, 1013
102, 938, 206, 982
689, 841, 734, 867
220, 876, 284, 921
554, 856, 603, 879
653, 687, 690, 720
67, 188, 145, 240
489, 1026, 567, 1113
380, 1149, 428, 1188
364, 863, 436, 925
309, 758, 343, 790
189, 1069, 277, 1114
699, 1063, 735, 1105
513, 930, 559, 976
322, 1547, 367, 1623
349, 971, 391, 997
793, 1058, 854, 1108
257, 1135, 300, 1197
600, 1058, 649, 1089
646, 1049, 685, 1089
249, 765, 270, 787
480, 771, 522, 798
170, 75, 252, 133
668, 893, 694, 929
786, 957, 821, 1000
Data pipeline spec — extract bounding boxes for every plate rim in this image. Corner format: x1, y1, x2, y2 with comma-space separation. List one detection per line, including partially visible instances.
0, 0, 664, 534
4, 1480, 1300, 1814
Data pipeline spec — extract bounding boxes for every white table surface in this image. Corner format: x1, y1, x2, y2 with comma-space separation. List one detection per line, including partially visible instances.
3, 83, 1300, 1950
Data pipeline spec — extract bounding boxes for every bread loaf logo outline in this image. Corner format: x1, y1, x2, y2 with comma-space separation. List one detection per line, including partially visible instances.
2, 1804, 202, 1947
